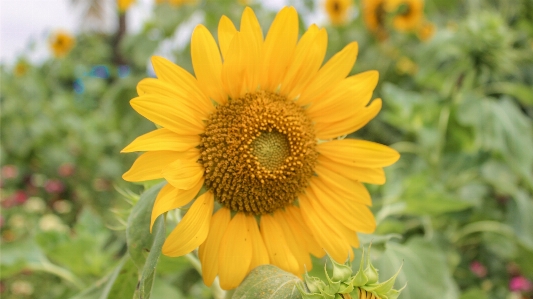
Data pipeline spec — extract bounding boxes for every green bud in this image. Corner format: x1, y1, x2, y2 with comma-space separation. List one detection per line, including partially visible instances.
297, 283, 325, 299
352, 248, 368, 287
329, 253, 353, 282
304, 272, 327, 294
364, 244, 379, 284
338, 282, 354, 294
364, 262, 403, 294
324, 263, 341, 294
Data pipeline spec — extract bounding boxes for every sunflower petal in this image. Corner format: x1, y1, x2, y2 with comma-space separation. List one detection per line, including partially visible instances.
260, 6, 298, 91
218, 15, 238, 61
198, 207, 231, 286
218, 212, 252, 290
162, 159, 204, 190
299, 193, 353, 263
273, 210, 312, 274
136, 78, 213, 116
123, 151, 179, 182
150, 178, 204, 232
307, 71, 379, 120
260, 214, 300, 274
191, 25, 227, 104
308, 178, 376, 233
284, 206, 325, 258
317, 155, 386, 184
162, 191, 214, 256
318, 138, 400, 168
313, 163, 372, 206
282, 25, 328, 100
239, 7, 263, 94
150, 56, 207, 105
130, 95, 204, 134
316, 98, 382, 139
245, 215, 269, 272
298, 42, 358, 106
121, 128, 200, 153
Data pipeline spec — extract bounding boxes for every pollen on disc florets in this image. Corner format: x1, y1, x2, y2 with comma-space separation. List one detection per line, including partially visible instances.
198, 90, 318, 215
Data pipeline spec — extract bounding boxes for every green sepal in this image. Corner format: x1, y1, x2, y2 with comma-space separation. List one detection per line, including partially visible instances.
352, 248, 368, 287
334, 294, 344, 299
324, 263, 341, 294
329, 253, 353, 282
363, 262, 403, 294
297, 282, 326, 299
304, 272, 327, 294
363, 244, 379, 284
384, 283, 407, 299
338, 282, 354, 294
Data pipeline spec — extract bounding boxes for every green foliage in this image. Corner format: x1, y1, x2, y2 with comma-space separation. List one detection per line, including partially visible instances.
233, 265, 302, 299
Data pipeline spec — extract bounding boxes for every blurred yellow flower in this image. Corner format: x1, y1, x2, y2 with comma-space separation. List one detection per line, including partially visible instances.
388, 0, 424, 32
362, 0, 388, 39
123, 6, 399, 290
417, 20, 435, 41
49, 31, 75, 58
118, 0, 135, 12
155, 0, 197, 6
324, 0, 353, 26
14, 61, 29, 77
396, 56, 418, 75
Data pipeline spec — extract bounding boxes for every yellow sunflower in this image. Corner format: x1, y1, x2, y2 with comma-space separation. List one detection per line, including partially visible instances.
155, 0, 197, 6
417, 20, 436, 41
14, 60, 29, 77
324, 0, 353, 26
122, 6, 399, 290
118, 0, 135, 12
387, 0, 424, 32
49, 31, 75, 58
362, 0, 388, 39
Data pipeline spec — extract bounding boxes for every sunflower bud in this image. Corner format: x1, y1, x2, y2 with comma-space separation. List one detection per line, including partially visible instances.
298, 245, 406, 299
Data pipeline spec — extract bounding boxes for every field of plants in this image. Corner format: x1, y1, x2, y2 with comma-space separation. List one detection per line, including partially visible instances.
1, 0, 532, 298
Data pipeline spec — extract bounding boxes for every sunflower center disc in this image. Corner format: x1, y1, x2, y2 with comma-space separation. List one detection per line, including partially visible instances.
199, 91, 318, 215
250, 131, 290, 171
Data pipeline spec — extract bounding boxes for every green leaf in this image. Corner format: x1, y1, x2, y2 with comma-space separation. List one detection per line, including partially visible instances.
232, 265, 303, 299
133, 211, 167, 299
374, 237, 459, 299
507, 190, 533, 249
126, 182, 165, 269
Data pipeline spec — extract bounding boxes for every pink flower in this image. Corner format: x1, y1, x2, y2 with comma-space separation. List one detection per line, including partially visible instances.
13, 190, 28, 204
510, 276, 533, 292
470, 261, 487, 278
1, 165, 18, 179
58, 163, 75, 177
44, 179, 64, 194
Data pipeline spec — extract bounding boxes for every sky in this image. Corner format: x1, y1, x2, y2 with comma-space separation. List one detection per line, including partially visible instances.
0, 0, 158, 64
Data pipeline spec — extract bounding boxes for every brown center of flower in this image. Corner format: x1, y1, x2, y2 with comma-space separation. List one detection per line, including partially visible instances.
198, 91, 318, 215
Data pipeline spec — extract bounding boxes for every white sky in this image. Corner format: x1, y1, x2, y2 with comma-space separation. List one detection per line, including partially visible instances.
0, 0, 304, 65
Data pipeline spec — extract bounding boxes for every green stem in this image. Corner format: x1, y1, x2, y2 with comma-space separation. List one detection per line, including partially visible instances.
451, 221, 514, 243
28, 261, 85, 290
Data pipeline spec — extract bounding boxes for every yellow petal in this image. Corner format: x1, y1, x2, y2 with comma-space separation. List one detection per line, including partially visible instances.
281, 25, 328, 100
273, 210, 312, 274
150, 56, 207, 106
191, 25, 227, 104
307, 71, 379, 120
313, 163, 372, 206
150, 179, 204, 231
121, 128, 200, 153
123, 151, 179, 182
162, 191, 214, 256
260, 6, 298, 91
162, 159, 204, 190
239, 7, 263, 94
299, 193, 353, 263
260, 214, 300, 274
218, 15, 238, 61
130, 95, 204, 134
317, 155, 386, 184
198, 207, 231, 286
316, 98, 382, 139
245, 215, 269, 272
221, 33, 246, 99
284, 206, 325, 258
308, 178, 376, 233
218, 212, 252, 290
318, 138, 400, 168
298, 42, 358, 106
136, 78, 213, 116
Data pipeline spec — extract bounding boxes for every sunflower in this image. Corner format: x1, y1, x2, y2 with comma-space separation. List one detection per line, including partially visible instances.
387, 0, 424, 32
49, 31, 75, 58
417, 20, 436, 41
362, 0, 388, 39
122, 6, 399, 290
14, 60, 29, 77
118, 0, 135, 12
155, 0, 197, 6
324, 0, 353, 26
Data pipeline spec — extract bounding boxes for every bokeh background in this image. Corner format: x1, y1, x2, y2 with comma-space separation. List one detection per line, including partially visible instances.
1, 0, 532, 298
